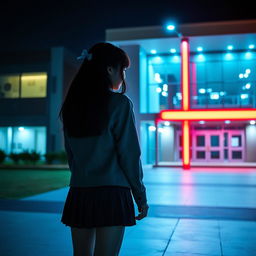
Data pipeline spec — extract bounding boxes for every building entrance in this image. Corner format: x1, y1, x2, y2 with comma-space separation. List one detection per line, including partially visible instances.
177, 129, 245, 162
192, 130, 245, 162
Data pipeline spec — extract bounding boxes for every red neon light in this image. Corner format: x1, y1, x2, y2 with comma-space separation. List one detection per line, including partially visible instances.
181, 38, 191, 169
181, 38, 190, 111
182, 120, 190, 169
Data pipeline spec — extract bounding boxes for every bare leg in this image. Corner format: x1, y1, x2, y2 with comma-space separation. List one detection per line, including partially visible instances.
94, 226, 125, 256
71, 227, 96, 256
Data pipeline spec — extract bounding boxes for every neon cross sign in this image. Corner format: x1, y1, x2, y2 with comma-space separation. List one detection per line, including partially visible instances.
157, 38, 256, 169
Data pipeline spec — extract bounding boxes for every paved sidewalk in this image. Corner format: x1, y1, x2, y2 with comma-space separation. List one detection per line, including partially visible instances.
1, 167, 256, 256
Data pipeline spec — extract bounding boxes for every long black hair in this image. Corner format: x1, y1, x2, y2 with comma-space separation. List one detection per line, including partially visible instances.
58, 42, 130, 137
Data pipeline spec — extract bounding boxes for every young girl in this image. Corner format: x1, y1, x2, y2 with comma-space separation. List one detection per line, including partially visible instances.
58, 42, 149, 256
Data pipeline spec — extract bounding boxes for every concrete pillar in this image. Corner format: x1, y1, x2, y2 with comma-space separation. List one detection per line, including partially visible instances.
245, 124, 256, 162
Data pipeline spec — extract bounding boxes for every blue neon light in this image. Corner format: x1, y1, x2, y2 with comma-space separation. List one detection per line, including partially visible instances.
166, 24, 175, 31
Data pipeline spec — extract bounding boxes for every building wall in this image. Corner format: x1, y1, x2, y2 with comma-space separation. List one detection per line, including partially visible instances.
49, 47, 80, 153
119, 44, 141, 141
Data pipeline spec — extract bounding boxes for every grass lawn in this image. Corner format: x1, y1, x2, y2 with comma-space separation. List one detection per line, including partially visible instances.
0, 169, 71, 199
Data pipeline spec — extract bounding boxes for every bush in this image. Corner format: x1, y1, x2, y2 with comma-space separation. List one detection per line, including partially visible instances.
0, 149, 6, 164
9, 152, 21, 164
57, 150, 68, 164
19, 150, 31, 164
29, 150, 41, 164
10, 150, 41, 165
44, 152, 59, 164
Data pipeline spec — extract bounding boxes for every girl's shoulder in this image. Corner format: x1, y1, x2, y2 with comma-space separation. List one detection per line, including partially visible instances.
109, 91, 132, 105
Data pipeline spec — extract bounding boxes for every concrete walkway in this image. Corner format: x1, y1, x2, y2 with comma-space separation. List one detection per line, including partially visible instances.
1, 166, 256, 256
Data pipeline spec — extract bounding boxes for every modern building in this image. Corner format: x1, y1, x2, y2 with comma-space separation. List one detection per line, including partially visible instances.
0, 47, 79, 160
1, 19, 256, 168
106, 19, 256, 167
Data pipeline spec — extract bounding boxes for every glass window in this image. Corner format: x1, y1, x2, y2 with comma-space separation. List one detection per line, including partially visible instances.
140, 121, 156, 165
146, 50, 256, 112
223, 59, 239, 82
232, 151, 242, 159
0, 126, 46, 161
0, 72, 47, 98
211, 151, 220, 159
206, 62, 222, 82
196, 151, 205, 159
196, 135, 205, 146
211, 135, 219, 146
190, 51, 256, 109
21, 73, 47, 98
147, 54, 181, 113
231, 135, 242, 147
0, 74, 20, 98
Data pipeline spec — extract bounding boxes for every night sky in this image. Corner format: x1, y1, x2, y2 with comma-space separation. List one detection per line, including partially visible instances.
1, 0, 255, 56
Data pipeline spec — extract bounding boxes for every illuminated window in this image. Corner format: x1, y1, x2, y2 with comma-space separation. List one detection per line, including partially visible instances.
0, 74, 20, 98
21, 73, 47, 98
146, 54, 181, 113
190, 51, 256, 108
0, 126, 46, 156
0, 72, 47, 98
140, 121, 156, 164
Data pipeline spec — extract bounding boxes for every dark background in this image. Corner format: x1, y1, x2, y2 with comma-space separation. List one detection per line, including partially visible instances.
1, 0, 255, 56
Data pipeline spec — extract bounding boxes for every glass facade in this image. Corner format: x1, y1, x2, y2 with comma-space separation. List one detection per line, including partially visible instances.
0, 72, 47, 98
146, 54, 181, 113
140, 121, 156, 165
190, 51, 256, 108
0, 126, 46, 159
141, 50, 256, 113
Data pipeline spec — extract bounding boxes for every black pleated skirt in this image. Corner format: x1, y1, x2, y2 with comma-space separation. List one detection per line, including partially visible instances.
61, 185, 136, 228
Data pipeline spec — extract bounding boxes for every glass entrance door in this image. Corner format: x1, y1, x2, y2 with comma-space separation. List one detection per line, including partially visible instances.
190, 130, 245, 162
177, 129, 245, 162
228, 131, 245, 161
192, 131, 223, 162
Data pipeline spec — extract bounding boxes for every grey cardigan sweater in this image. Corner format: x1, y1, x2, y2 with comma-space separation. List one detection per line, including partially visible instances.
63, 91, 147, 208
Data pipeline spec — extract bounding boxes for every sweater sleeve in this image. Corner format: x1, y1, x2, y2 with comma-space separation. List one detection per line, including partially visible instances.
112, 95, 147, 208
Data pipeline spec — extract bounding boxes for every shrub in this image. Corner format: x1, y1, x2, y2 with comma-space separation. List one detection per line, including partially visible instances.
44, 152, 58, 164
29, 150, 41, 164
9, 152, 21, 164
0, 149, 6, 164
19, 150, 31, 164
57, 150, 68, 164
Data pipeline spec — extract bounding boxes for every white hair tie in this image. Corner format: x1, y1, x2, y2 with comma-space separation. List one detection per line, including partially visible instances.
77, 49, 93, 61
